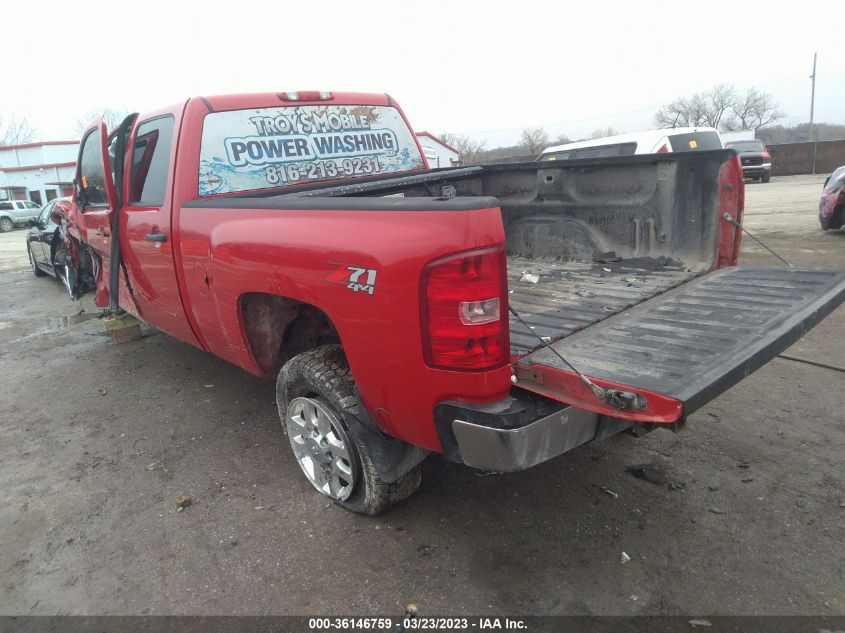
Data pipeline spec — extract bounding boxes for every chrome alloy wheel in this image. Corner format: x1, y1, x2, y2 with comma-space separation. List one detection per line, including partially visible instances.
285, 397, 356, 501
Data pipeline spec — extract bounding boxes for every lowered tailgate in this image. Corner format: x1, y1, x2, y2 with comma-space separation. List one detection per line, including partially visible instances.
515, 267, 845, 422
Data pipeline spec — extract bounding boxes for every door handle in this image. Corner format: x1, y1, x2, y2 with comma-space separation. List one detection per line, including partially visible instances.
144, 232, 167, 243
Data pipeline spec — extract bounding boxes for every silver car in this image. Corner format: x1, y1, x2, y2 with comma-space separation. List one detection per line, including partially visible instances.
0, 199, 41, 232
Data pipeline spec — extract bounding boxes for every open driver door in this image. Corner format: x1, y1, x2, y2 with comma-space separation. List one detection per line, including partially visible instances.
70, 115, 137, 311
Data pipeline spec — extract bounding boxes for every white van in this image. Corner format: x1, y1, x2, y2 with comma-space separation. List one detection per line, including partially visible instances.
539, 127, 723, 161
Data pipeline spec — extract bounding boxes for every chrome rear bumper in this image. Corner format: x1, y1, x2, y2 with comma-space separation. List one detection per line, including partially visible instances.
451, 406, 602, 472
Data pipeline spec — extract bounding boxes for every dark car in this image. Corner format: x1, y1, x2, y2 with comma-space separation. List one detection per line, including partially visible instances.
725, 139, 772, 183
820, 166, 845, 231
26, 197, 74, 290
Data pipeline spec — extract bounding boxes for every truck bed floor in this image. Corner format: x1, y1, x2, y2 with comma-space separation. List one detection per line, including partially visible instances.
507, 256, 700, 356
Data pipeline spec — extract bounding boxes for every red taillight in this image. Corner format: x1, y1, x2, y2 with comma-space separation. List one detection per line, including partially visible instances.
656, 143, 670, 153
761, 150, 771, 160
278, 91, 334, 102
421, 246, 509, 370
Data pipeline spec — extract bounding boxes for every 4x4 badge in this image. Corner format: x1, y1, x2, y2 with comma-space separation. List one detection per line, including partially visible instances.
325, 263, 378, 295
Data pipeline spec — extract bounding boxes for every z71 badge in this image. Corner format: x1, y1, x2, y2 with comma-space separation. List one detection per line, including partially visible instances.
325, 263, 378, 295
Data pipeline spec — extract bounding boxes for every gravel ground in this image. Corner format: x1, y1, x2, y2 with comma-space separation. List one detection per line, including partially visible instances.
0, 175, 843, 616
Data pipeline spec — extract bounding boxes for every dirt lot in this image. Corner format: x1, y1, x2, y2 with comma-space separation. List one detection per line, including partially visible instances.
1, 175, 843, 616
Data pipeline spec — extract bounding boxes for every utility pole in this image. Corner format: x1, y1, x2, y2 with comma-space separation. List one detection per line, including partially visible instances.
809, 53, 817, 141
810, 53, 819, 176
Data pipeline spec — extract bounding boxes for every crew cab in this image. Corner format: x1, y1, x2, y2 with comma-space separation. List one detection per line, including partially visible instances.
56, 91, 845, 514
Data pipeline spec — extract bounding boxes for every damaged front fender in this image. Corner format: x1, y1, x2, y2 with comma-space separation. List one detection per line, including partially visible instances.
53, 199, 97, 300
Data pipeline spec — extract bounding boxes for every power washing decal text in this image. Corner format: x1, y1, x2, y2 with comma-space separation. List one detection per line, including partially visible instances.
199, 105, 424, 195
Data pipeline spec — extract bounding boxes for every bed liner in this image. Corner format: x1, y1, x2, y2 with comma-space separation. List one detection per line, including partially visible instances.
507, 255, 702, 355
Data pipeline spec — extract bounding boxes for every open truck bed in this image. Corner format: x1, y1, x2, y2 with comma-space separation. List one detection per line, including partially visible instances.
211, 149, 844, 432
267, 149, 845, 422
280, 150, 734, 358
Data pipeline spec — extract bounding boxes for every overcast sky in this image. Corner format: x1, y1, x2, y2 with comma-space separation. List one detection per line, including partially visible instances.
4, 0, 842, 147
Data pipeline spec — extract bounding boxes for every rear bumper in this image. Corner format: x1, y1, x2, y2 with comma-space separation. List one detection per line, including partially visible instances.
434, 393, 632, 472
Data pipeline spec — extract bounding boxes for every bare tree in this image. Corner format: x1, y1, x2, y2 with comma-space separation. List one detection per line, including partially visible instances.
655, 95, 702, 128
656, 84, 781, 133
589, 127, 619, 139
439, 133, 487, 165
551, 133, 572, 145
520, 127, 549, 158
731, 88, 783, 131
655, 85, 732, 129
702, 84, 736, 129
0, 115, 37, 145
438, 132, 460, 150
74, 108, 131, 137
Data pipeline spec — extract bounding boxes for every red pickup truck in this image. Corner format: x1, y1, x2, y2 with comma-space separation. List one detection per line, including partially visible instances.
55, 91, 845, 514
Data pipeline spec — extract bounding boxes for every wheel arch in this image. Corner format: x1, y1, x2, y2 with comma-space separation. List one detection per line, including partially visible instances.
239, 292, 341, 376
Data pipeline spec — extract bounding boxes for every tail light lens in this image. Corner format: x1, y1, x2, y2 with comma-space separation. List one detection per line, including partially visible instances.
421, 246, 509, 370
656, 143, 670, 153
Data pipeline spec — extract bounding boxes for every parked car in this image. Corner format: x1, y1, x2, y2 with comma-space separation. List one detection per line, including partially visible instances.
25, 197, 74, 289
0, 199, 41, 232
539, 127, 723, 161
54, 91, 845, 515
724, 139, 771, 183
819, 166, 845, 230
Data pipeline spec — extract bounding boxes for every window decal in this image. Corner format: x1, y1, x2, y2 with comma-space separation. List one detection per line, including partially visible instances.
199, 105, 424, 195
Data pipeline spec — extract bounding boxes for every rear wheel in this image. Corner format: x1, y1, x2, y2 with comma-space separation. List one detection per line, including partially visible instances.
28, 244, 46, 277
0, 217, 13, 233
277, 345, 422, 515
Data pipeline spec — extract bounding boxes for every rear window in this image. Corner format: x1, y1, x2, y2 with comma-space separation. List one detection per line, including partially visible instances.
198, 105, 425, 196
669, 131, 723, 152
0, 202, 11, 211
540, 151, 573, 161
541, 143, 636, 161
573, 143, 637, 159
726, 140, 765, 152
